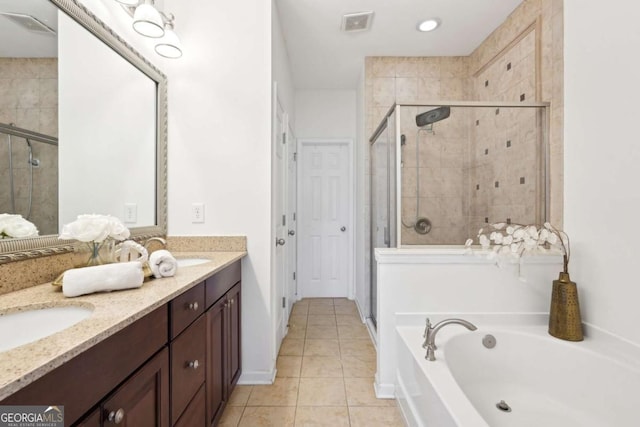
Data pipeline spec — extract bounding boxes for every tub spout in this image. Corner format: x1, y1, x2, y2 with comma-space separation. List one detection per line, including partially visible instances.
424, 318, 477, 361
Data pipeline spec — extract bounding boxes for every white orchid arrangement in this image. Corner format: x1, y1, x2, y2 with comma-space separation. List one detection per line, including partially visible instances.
0, 214, 39, 239
59, 214, 130, 243
465, 222, 570, 274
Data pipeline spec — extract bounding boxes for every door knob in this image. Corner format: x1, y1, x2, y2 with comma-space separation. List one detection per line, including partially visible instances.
107, 408, 125, 424
340, 226, 346, 232
288, 230, 295, 236
276, 238, 286, 246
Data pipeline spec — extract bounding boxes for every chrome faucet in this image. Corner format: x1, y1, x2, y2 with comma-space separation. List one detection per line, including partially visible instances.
143, 237, 167, 251
423, 318, 477, 361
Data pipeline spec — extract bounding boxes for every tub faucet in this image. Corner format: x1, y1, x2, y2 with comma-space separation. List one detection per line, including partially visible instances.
423, 318, 477, 362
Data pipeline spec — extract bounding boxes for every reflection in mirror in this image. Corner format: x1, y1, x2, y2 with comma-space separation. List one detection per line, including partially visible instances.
0, 0, 167, 263
0, 0, 59, 236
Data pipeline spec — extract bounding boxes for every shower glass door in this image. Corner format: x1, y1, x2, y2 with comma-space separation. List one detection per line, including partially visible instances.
369, 108, 397, 327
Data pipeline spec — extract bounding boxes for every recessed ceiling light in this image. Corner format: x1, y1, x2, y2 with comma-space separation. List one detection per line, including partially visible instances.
417, 18, 441, 32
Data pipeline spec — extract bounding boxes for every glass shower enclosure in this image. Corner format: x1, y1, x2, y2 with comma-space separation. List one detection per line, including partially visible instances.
369, 102, 549, 325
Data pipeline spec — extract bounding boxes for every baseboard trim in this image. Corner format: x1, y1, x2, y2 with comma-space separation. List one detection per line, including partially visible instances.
374, 379, 395, 399
237, 368, 277, 385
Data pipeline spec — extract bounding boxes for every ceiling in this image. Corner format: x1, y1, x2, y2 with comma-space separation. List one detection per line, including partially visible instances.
0, 0, 58, 58
275, 0, 524, 89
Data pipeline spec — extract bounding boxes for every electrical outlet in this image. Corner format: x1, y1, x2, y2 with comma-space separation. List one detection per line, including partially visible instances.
192, 203, 205, 223
124, 203, 137, 223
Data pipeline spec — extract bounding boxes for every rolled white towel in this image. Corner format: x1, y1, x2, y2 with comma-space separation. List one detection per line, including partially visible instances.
63, 261, 144, 298
149, 249, 178, 279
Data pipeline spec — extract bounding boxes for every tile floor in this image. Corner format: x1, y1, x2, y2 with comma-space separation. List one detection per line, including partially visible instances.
218, 298, 405, 426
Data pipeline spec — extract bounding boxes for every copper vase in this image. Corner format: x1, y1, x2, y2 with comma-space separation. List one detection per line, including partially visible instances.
548, 272, 584, 341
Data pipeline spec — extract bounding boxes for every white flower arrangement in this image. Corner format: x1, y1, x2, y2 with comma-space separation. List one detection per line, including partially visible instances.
465, 222, 570, 273
59, 214, 130, 243
0, 214, 39, 239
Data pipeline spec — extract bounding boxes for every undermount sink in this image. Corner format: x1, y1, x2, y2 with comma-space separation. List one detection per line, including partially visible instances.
0, 305, 94, 353
176, 258, 212, 267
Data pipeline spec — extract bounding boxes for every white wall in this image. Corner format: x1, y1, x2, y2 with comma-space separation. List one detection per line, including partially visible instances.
163, 0, 274, 382
564, 1, 640, 345
295, 90, 356, 139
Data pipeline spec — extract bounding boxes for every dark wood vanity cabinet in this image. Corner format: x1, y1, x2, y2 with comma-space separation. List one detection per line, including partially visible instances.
170, 260, 242, 427
1, 259, 241, 427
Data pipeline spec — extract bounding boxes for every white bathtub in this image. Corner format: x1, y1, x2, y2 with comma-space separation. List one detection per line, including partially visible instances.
395, 313, 640, 427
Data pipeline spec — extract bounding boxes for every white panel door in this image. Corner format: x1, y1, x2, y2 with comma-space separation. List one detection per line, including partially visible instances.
273, 94, 288, 348
299, 142, 350, 298
286, 123, 298, 310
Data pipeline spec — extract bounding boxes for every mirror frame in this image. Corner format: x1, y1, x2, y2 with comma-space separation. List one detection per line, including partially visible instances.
0, 0, 168, 264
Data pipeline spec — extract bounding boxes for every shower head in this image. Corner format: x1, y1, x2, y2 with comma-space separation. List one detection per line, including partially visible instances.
416, 106, 450, 128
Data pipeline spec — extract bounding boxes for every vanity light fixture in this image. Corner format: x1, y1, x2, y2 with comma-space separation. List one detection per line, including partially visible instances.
417, 18, 441, 32
155, 16, 182, 59
132, 1, 165, 38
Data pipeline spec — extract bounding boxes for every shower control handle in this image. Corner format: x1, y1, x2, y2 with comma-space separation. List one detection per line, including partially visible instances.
340, 226, 346, 232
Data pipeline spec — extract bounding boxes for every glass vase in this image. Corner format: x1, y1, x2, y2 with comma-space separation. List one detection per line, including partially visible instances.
85, 241, 106, 267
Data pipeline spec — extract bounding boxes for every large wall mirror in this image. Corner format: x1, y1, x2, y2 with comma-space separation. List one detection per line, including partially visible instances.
0, 0, 167, 263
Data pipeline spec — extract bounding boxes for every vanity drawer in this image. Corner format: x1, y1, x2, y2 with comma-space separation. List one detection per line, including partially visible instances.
174, 384, 206, 427
171, 315, 206, 424
171, 281, 205, 338
205, 261, 241, 308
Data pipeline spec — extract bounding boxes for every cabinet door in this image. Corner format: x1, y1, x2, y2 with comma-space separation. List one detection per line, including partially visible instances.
75, 408, 100, 426
205, 298, 226, 425
102, 348, 169, 427
226, 283, 242, 393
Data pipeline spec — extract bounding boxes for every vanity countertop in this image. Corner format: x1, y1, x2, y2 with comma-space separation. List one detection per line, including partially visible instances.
0, 250, 246, 401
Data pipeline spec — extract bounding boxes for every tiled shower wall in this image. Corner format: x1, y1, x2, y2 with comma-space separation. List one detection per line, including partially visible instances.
0, 58, 58, 235
365, 0, 564, 245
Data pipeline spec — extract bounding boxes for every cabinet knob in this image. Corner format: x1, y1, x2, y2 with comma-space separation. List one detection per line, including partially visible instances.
107, 408, 125, 424
188, 302, 199, 311
188, 359, 200, 370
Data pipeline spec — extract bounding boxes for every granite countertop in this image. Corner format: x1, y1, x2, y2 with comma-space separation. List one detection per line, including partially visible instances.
0, 250, 246, 400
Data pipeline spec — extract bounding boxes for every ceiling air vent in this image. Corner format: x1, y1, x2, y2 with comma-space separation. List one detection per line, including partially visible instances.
341, 11, 374, 33
0, 12, 56, 35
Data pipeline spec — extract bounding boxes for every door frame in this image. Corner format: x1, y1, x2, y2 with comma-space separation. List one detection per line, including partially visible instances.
296, 138, 356, 300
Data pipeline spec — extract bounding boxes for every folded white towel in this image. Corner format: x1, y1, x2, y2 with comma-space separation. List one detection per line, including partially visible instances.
63, 261, 144, 298
149, 249, 178, 279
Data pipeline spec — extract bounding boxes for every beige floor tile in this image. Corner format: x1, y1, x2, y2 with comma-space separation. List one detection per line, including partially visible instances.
308, 298, 334, 306
291, 305, 309, 316
246, 378, 299, 406
307, 315, 337, 326
298, 377, 347, 406
218, 406, 244, 426
339, 339, 376, 360
345, 378, 395, 406
348, 406, 405, 427
341, 356, 376, 378
280, 338, 305, 356
332, 298, 353, 306
308, 305, 335, 315
295, 299, 311, 306
228, 385, 253, 406
239, 407, 296, 427
287, 324, 307, 340
304, 339, 340, 357
336, 314, 364, 326
338, 324, 371, 340
334, 305, 358, 315
276, 356, 302, 378
306, 325, 339, 339
300, 356, 343, 378
294, 406, 350, 426
289, 315, 309, 328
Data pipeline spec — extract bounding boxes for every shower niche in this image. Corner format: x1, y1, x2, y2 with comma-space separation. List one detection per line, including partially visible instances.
369, 102, 549, 248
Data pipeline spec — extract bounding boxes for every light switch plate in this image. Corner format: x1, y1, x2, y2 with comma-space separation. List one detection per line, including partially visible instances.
124, 203, 137, 223
192, 203, 205, 223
